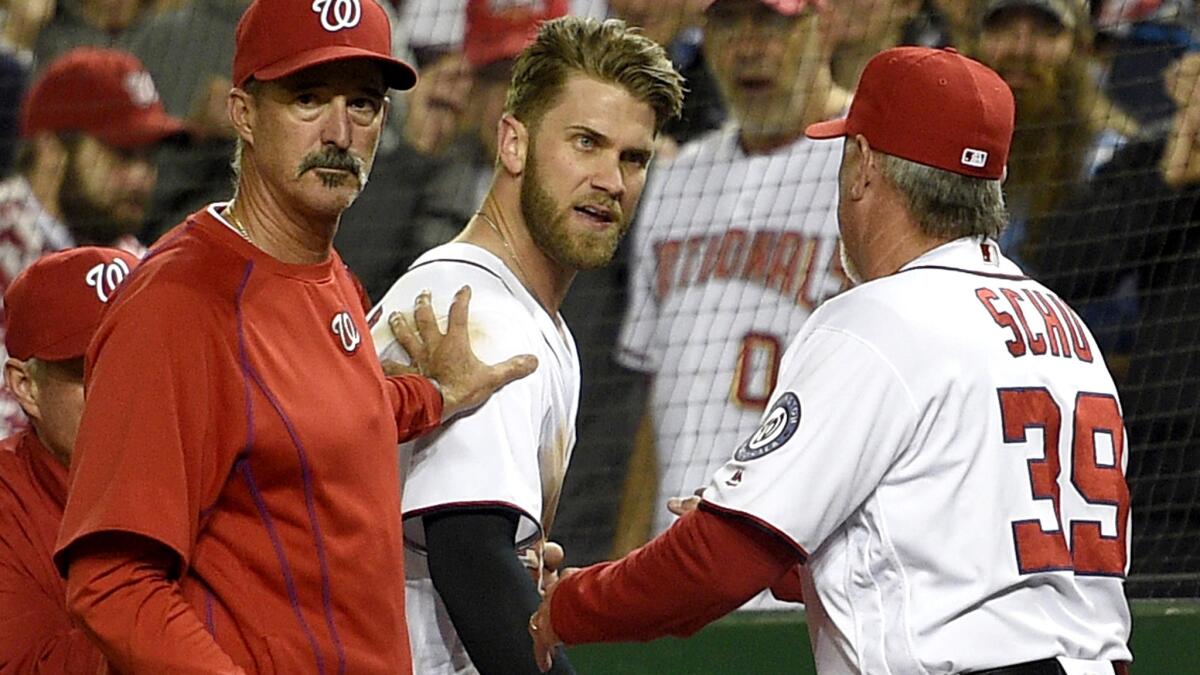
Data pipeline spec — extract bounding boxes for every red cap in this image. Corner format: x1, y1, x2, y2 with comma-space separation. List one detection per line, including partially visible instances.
700, 0, 825, 16
806, 47, 1015, 180
5, 248, 139, 361
464, 0, 568, 68
21, 47, 187, 149
234, 0, 417, 91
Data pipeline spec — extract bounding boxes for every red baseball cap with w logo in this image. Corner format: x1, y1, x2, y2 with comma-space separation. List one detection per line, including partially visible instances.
233, 0, 417, 91
21, 47, 187, 150
5, 248, 140, 361
806, 46, 1014, 180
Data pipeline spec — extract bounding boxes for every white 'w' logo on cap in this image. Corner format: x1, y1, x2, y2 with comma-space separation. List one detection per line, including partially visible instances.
85, 259, 131, 303
312, 0, 361, 32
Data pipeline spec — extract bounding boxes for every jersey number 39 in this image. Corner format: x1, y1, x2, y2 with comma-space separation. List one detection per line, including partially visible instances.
998, 388, 1129, 577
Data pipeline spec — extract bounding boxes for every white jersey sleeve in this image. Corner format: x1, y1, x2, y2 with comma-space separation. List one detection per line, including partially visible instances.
704, 310, 920, 554
371, 246, 574, 548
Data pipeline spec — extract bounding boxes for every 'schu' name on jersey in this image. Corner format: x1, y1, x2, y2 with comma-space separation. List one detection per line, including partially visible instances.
975, 286, 1094, 362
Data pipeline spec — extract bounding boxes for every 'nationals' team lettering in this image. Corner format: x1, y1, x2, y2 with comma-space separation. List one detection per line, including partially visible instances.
652, 228, 847, 309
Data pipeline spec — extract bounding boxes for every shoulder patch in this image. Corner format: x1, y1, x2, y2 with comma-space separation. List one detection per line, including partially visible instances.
734, 392, 801, 461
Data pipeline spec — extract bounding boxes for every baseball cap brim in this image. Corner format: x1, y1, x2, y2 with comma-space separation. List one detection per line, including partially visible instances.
805, 117, 849, 139
97, 108, 190, 149
253, 45, 418, 91
20, 325, 94, 362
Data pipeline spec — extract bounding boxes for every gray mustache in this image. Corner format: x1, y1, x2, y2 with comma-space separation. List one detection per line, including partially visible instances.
297, 149, 364, 178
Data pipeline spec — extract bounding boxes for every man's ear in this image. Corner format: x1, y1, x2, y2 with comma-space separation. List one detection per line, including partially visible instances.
228, 86, 257, 146
4, 358, 39, 423
497, 113, 529, 176
31, 133, 69, 192
847, 134, 873, 200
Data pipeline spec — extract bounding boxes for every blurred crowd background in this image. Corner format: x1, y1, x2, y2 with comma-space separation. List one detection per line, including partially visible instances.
1, 0, 1197, 600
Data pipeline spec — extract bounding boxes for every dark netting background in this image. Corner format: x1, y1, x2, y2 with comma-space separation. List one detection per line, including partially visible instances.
2, 0, 1195, 600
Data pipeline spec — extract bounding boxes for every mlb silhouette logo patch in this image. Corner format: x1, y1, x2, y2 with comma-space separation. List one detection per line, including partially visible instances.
961, 148, 989, 169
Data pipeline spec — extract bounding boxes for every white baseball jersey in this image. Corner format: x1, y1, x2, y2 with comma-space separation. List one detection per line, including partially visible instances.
370, 243, 580, 675
705, 238, 1132, 673
617, 123, 850, 536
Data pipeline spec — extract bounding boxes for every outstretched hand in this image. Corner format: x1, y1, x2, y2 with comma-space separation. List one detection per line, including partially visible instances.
388, 286, 537, 419
529, 563, 575, 673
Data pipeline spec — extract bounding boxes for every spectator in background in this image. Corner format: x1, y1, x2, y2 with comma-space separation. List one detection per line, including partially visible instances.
608, 0, 726, 147
0, 47, 184, 436
973, 0, 1138, 269
614, 0, 850, 576
0, 246, 137, 674
2, 0, 58, 59
0, 51, 29, 175
1097, 0, 1199, 125
1039, 49, 1200, 598
125, 0, 251, 238
918, 0, 982, 48
827, 0, 923, 90
32, 0, 151, 67
337, 0, 568, 300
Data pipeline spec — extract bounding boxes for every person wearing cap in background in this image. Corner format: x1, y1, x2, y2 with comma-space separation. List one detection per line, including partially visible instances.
0, 46, 186, 438
971, 0, 1137, 270
611, 0, 851, 572
0, 246, 137, 673
530, 46, 1133, 675
462, 0, 569, 197
51, 0, 536, 672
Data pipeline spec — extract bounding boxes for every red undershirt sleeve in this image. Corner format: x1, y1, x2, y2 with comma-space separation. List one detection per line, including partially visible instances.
550, 506, 804, 644
0, 549, 101, 674
65, 534, 245, 675
385, 374, 443, 442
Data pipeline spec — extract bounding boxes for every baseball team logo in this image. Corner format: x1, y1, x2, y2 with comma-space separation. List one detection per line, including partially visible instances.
312, 0, 361, 31
734, 392, 801, 461
124, 71, 160, 108
961, 147, 989, 169
85, 258, 132, 303
331, 310, 362, 354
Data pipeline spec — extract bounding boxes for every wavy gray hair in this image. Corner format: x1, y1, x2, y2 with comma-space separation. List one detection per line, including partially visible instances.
876, 153, 1008, 240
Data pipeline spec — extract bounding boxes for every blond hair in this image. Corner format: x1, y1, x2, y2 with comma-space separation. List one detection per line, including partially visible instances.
505, 16, 685, 134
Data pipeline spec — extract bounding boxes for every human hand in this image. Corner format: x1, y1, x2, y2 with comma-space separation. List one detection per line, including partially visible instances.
529, 563, 576, 672
388, 286, 537, 419
519, 540, 565, 593
666, 494, 701, 516
403, 52, 472, 156
667, 487, 706, 516
3, 0, 56, 51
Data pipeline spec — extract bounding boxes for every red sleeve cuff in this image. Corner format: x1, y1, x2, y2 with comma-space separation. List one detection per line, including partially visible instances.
386, 375, 443, 442
551, 508, 802, 645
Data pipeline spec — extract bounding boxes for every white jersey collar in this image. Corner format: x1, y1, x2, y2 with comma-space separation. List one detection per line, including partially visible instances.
898, 236, 1025, 279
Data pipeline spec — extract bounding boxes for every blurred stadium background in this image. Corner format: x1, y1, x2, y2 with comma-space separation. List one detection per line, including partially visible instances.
2, 0, 1198, 671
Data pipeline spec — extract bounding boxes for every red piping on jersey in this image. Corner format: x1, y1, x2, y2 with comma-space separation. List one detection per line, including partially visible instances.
403, 500, 543, 552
